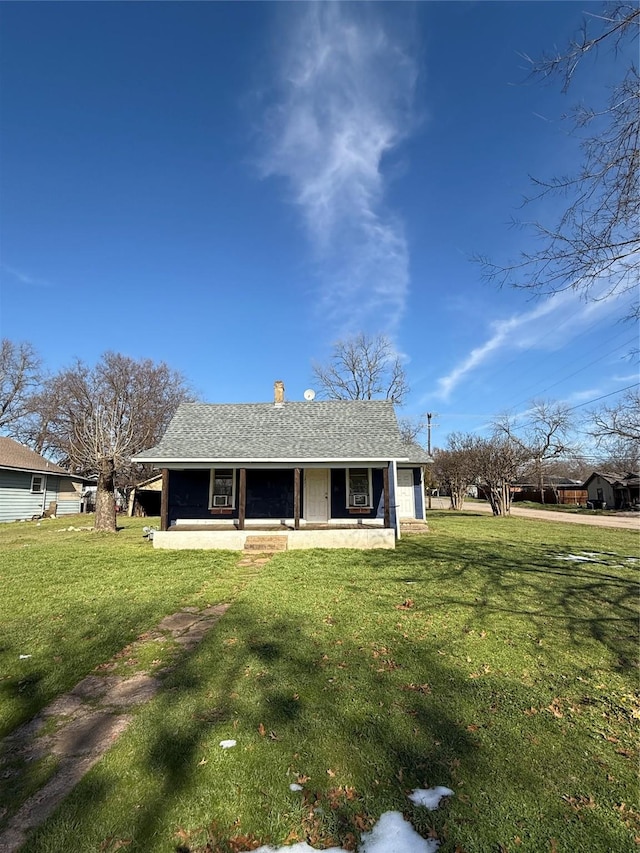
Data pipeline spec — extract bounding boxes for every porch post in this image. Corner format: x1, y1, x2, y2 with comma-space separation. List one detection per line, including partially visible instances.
238, 468, 246, 530
294, 467, 301, 530
383, 464, 391, 529
160, 468, 169, 531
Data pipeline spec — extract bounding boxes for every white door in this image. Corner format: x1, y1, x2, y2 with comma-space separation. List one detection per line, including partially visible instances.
305, 469, 329, 522
397, 468, 416, 518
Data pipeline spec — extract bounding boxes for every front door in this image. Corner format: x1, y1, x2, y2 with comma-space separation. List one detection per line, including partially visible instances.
305, 469, 329, 523
397, 468, 416, 518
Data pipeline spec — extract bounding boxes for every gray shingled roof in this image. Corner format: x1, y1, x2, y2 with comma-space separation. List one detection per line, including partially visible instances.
134, 400, 432, 464
0, 436, 70, 475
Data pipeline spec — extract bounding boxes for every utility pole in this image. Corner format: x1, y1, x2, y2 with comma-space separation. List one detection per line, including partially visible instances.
426, 413, 433, 510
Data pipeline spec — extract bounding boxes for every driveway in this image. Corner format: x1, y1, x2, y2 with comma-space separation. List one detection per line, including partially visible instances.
427, 496, 640, 531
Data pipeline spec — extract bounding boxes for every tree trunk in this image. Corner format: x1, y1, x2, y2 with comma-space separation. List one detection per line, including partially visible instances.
487, 482, 511, 516
450, 490, 465, 510
95, 458, 117, 532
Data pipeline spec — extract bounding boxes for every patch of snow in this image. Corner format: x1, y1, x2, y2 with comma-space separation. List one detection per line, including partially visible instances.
246, 813, 439, 853
219, 739, 237, 749
556, 554, 596, 562
408, 787, 454, 810
239, 791, 452, 853
361, 812, 440, 853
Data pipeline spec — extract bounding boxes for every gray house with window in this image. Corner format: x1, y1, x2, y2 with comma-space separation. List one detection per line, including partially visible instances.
0, 437, 84, 522
133, 384, 431, 550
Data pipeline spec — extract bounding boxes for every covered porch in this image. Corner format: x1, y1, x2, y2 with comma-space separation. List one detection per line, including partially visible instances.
159, 463, 398, 532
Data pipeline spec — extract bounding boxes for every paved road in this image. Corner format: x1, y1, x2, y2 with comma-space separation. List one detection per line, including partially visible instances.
427, 496, 640, 531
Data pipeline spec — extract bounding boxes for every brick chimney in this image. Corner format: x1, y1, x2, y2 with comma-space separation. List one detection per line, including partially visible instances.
274, 380, 285, 406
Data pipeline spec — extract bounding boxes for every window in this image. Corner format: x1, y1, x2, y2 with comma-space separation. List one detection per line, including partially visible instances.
346, 468, 372, 508
31, 474, 44, 494
209, 469, 235, 508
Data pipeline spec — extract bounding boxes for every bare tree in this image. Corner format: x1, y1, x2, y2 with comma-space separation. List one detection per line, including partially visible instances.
312, 333, 409, 404
478, 4, 640, 320
432, 433, 478, 510
474, 435, 530, 517
36, 352, 194, 531
0, 339, 42, 432
494, 400, 577, 503
588, 387, 640, 467
397, 415, 423, 445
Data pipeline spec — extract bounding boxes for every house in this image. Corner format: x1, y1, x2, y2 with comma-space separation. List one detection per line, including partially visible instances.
511, 477, 588, 505
0, 437, 85, 523
583, 471, 640, 510
133, 382, 432, 550
127, 474, 162, 517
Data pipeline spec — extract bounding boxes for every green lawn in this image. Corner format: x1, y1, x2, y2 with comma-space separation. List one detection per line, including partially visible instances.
0, 513, 638, 852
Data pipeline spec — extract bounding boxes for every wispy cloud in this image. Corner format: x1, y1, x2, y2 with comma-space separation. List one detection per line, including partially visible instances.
564, 388, 602, 403
259, 3, 418, 334
1, 264, 51, 289
432, 287, 627, 401
434, 296, 565, 400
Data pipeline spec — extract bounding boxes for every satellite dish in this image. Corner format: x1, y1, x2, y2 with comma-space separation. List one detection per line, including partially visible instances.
303, 388, 316, 401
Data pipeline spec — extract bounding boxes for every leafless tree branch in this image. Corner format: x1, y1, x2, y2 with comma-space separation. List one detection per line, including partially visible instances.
477, 4, 640, 322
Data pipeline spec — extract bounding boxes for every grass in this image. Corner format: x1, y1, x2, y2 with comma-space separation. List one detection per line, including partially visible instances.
1, 512, 638, 852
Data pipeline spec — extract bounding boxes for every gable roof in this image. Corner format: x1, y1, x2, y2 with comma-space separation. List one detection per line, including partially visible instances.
0, 436, 70, 476
134, 400, 432, 464
583, 470, 640, 488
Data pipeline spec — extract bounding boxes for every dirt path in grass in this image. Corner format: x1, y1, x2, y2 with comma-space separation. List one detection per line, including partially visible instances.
0, 553, 269, 853
427, 496, 640, 530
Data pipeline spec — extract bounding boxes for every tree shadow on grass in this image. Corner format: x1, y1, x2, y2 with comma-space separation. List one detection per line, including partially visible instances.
382, 533, 640, 673
20, 542, 639, 853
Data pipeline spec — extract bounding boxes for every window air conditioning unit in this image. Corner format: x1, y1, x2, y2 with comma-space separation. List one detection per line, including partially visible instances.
351, 493, 368, 506
213, 495, 230, 507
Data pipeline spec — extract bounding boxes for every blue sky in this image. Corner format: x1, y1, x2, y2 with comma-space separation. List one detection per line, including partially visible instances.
1, 1, 636, 449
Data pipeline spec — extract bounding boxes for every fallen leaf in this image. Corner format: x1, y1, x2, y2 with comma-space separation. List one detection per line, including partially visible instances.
327, 768, 336, 777
343, 832, 358, 851
258, 723, 266, 737
353, 814, 369, 831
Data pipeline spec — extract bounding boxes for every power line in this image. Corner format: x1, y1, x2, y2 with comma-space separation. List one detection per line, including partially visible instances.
507, 336, 638, 411
566, 382, 639, 412
487, 383, 639, 434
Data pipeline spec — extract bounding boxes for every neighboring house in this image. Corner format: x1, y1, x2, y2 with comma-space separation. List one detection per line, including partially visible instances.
583, 471, 640, 509
133, 382, 432, 550
0, 437, 84, 523
511, 477, 588, 505
127, 474, 162, 517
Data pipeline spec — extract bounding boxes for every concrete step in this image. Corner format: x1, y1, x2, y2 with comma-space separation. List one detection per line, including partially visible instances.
400, 522, 429, 534
244, 536, 288, 552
